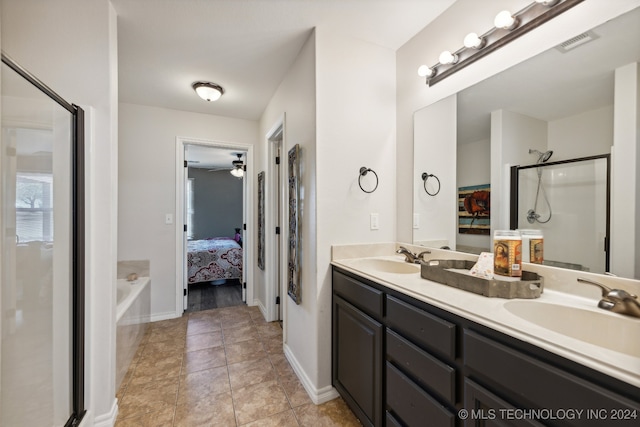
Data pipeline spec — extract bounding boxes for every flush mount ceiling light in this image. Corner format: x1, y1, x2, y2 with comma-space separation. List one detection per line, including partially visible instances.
192, 81, 224, 102
418, 0, 584, 86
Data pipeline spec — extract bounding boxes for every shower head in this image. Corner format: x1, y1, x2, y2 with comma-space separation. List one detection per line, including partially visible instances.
529, 148, 553, 163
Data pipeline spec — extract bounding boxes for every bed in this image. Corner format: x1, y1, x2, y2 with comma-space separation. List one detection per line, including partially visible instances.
187, 237, 243, 284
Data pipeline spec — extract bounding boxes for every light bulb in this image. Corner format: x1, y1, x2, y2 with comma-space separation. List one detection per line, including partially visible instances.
438, 50, 458, 65
535, 0, 559, 5
417, 65, 434, 77
464, 32, 485, 49
494, 10, 518, 30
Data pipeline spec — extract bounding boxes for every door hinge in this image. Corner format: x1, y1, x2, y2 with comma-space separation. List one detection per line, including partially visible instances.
184, 160, 188, 167
275, 156, 280, 165
243, 223, 247, 231
184, 224, 187, 232
243, 282, 247, 289
276, 296, 280, 304
183, 288, 187, 296
275, 226, 280, 235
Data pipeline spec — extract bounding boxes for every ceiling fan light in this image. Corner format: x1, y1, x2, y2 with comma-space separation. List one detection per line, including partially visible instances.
230, 166, 244, 178
192, 81, 224, 101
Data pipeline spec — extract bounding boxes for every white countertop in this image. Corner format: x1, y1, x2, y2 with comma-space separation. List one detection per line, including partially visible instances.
331, 243, 640, 389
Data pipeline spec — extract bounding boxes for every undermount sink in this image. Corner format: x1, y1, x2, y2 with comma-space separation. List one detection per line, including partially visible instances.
504, 300, 640, 357
349, 258, 420, 274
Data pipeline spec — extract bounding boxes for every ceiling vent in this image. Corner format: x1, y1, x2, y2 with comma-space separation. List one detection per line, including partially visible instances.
555, 31, 599, 53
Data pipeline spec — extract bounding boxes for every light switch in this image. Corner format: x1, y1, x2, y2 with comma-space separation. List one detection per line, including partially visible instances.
165, 213, 173, 224
370, 213, 379, 230
413, 213, 420, 229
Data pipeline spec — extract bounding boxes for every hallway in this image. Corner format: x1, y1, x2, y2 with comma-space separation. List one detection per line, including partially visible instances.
115, 304, 359, 426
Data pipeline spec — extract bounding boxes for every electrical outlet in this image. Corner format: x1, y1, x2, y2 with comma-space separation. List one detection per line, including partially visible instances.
370, 213, 379, 230
413, 213, 420, 229
165, 213, 173, 224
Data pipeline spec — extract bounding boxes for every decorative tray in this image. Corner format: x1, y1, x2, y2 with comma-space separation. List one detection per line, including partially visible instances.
420, 259, 543, 299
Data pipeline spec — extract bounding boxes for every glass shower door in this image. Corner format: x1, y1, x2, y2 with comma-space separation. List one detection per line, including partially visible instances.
0, 60, 81, 426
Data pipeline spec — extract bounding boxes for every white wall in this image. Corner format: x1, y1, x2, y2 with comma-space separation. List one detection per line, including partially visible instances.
457, 138, 491, 250
413, 96, 457, 248
491, 110, 548, 233
315, 27, 396, 397
396, 0, 640, 242
1, 0, 118, 423
118, 103, 257, 319
548, 105, 613, 160
259, 30, 318, 395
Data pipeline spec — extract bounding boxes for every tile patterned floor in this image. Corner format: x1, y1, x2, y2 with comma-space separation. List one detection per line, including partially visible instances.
116, 304, 361, 426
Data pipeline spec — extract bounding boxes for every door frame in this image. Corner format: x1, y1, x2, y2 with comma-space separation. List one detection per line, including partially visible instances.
175, 136, 254, 315
265, 115, 287, 326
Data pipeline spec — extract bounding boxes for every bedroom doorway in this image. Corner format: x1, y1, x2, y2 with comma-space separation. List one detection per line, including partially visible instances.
175, 138, 254, 315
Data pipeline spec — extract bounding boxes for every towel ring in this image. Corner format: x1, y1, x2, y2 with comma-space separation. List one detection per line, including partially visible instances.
421, 172, 440, 196
359, 167, 378, 193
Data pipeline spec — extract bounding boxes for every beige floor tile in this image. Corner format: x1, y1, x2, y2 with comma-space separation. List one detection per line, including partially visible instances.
228, 357, 277, 390
269, 353, 297, 382
240, 409, 299, 427
114, 407, 175, 427
232, 380, 291, 425
186, 317, 222, 336
255, 322, 282, 339
221, 314, 254, 330
117, 377, 179, 420
281, 378, 312, 408
223, 324, 259, 344
182, 346, 227, 374
177, 366, 230, 406
294, 398, 361, 427
174, 391, 236, 427
147, 328, 187, 344
185, 330, 223, 352
140, 340, 185, 359
225, 338, 267, 364
129, 354, 183, 386
261, 336, 284, 354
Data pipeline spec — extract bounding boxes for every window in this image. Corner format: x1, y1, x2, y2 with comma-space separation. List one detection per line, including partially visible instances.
16, 172, 53, 243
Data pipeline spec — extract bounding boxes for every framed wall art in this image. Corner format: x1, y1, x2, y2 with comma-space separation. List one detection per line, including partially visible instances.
257, 171, 265, 270
287, 144, 301, 304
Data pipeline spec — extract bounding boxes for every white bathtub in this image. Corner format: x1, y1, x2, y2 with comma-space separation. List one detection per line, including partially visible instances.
116, 277, 150, 390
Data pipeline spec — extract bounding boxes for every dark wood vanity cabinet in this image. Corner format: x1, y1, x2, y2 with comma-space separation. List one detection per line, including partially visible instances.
332, 266, 640, 427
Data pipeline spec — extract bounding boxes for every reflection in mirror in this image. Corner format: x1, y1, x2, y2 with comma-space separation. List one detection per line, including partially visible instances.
511, 155, 610, 274
413, 7, 640, 279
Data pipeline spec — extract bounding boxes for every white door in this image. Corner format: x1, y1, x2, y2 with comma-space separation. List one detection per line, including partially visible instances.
182, 147, 190, 310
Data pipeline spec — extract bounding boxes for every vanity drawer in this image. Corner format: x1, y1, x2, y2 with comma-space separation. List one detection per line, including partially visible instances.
385, 295, 456, 359
333, 270, 383, 319
464, 329, 640, 426
386, 329, 456, 404
386, 362, 455, 427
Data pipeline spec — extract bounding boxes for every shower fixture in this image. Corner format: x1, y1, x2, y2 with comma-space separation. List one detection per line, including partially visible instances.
527, 148, 553, 223
529, 148, 553, 163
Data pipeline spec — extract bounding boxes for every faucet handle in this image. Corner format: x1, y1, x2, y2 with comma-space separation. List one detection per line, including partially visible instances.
577, 277, 612, 298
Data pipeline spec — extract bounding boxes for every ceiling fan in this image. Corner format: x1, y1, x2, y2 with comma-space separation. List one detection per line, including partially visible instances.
208, 153, 245, 178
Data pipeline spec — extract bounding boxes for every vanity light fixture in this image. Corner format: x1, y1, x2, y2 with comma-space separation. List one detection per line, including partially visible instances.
192, 81, 224, 101
494, 10, 519, 30
463, 32, 486, 49
419, 0, 584, 86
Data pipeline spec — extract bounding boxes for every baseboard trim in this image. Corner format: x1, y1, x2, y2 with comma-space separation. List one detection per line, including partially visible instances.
150, 311, 181, 322
256, 298, 267, 321
93, 398, 118, 427
283, 343, 339, 405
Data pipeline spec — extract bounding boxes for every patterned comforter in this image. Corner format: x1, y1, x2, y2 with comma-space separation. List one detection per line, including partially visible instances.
187, 238, 243, 284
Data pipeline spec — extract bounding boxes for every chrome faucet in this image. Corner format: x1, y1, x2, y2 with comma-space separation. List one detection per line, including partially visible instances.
577, 277, 640, 318
396, 246, 431, 264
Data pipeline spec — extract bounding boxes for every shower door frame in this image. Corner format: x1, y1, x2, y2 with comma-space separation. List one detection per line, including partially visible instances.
510, 153, 611, 272
1, 53, 86, 427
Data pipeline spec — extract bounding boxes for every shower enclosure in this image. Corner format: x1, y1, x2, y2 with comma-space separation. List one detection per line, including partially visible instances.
0, 55, 85, 426
510, 154, 610, 274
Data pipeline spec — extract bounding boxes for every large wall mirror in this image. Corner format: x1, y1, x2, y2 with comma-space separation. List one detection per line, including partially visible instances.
413, 6, 640, 278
